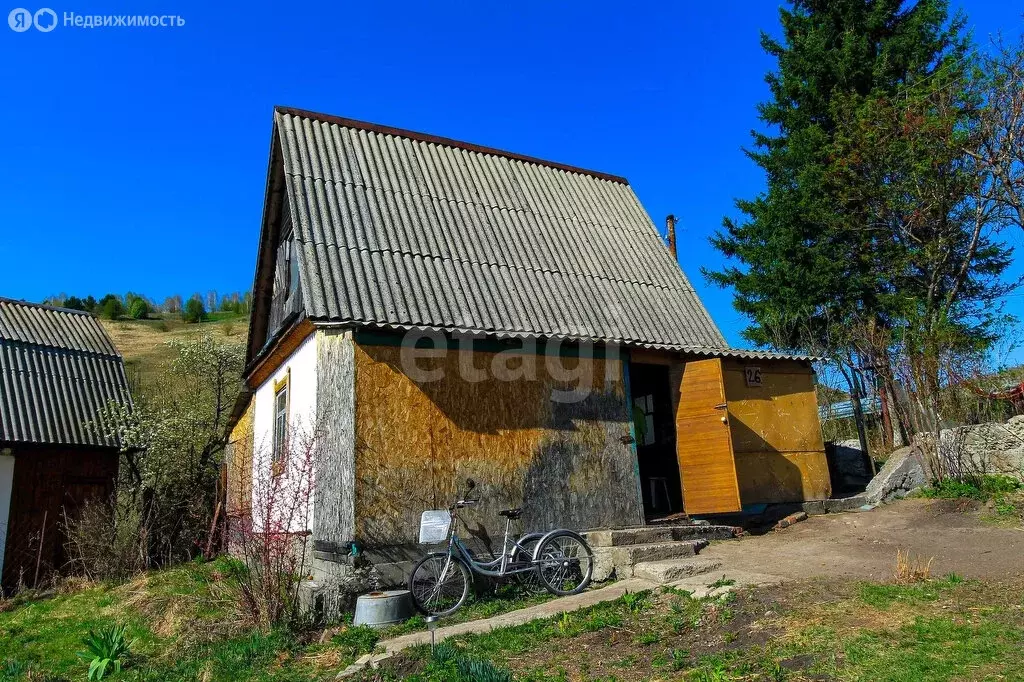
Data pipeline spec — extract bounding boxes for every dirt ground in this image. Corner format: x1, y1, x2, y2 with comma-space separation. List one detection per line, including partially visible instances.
703, 498, 1024, 581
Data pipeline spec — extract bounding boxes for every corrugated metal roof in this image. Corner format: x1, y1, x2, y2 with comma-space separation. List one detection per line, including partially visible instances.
273, 108, 728, 350
0, 298, 131, 447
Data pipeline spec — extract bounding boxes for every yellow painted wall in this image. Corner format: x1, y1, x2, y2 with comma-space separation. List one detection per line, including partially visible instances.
227, 400, 255, 516
722, 360, 831, 503
352, 342, 641, 545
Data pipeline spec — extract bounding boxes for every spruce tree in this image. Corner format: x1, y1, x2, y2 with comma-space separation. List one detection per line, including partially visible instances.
706, 0, 966, 352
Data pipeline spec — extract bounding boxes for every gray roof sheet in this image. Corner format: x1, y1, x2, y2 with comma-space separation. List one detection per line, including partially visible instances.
274, 108, 728, 350
0, 298, 131, 447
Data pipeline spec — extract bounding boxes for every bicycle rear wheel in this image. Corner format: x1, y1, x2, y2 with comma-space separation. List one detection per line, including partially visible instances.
408, 552, 471, 616
512, 533, 545, 594
534, 531, 593, 596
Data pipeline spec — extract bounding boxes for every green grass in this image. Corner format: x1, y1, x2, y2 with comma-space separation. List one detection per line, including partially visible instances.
5, 562, 1024, 682
919, 474, 1024, 525
918, 474, 1021, 501
0, 560, 569, 682
361, 576, 1024, 682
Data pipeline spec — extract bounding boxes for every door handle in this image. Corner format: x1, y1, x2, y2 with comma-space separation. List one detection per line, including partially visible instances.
713, 403, 727, 410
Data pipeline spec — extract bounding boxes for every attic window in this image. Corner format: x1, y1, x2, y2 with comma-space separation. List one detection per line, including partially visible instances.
283, 232, 299, 298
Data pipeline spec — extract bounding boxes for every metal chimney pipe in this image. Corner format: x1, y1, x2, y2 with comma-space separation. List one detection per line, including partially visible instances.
665, 214, 678, 260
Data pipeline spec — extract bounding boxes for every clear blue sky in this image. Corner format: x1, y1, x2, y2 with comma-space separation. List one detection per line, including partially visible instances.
1, 1, 1021, 351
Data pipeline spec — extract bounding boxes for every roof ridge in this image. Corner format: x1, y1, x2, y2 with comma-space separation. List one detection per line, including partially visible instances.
275, 106, 630, 185
0, 296, 94, 316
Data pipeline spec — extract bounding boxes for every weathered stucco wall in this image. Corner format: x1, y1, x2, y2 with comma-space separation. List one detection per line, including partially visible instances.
313, 329, 356, 553
352, 342, 641, 547
226, 400, 254, 516
252, 333, 318, 533
722, 359, 831, 504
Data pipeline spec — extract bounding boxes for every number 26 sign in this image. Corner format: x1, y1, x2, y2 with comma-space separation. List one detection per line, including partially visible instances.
744, 366, 763, 387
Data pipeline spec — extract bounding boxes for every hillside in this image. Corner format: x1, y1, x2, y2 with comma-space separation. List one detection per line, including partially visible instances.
99, 316, 249, 393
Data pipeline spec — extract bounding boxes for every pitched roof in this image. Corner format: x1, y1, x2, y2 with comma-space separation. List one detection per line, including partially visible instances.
269, 107, 728, 350
0, 298, 131, 448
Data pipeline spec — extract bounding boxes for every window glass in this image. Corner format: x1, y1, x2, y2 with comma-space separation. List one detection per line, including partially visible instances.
273, 384, 288, 463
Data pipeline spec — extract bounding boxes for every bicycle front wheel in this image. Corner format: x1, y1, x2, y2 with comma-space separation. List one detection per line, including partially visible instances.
408, 552, 471, 616
534, 530, 594, 596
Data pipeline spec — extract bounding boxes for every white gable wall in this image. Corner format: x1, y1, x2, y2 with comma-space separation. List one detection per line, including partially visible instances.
251, 333, 318, 534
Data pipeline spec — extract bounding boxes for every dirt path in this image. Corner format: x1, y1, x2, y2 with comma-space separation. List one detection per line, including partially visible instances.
703, 498, 1024, 581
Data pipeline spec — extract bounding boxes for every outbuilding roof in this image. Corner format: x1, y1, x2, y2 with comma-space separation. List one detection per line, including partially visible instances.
262, 107, 728, 353
0, 298, 131, 448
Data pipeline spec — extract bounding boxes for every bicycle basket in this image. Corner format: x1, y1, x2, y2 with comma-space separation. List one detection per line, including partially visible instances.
418, 510, 451, 544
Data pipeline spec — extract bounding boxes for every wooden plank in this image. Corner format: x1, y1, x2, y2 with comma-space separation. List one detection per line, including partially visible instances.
675, 358, 742, 514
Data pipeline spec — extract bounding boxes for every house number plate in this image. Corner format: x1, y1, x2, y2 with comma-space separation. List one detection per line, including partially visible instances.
744, 366, 762, 387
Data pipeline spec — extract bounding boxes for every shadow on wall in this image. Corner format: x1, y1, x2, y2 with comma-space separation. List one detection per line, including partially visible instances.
727, 416, 807, 505
353, 344, 641, 548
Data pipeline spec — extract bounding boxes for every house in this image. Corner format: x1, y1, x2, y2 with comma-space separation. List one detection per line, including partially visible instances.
0, 298, 131, 590
229, 107, 830, 577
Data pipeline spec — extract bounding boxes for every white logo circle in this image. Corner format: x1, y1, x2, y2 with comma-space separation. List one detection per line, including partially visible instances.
33, 7, 56, 31
7, 7, 32, 31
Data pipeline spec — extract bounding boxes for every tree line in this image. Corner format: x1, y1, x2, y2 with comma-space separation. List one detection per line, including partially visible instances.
708, 0, 1024, 476
43, 290, 253, 322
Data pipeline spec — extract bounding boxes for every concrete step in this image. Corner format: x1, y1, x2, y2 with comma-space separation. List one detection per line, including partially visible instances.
587, 524, 738, 548
593, 540, 705, 580
633, 556, 723, 583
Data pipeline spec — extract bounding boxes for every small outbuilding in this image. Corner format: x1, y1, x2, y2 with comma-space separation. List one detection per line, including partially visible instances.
229, 108, 831, 577
0, 298, 131, 590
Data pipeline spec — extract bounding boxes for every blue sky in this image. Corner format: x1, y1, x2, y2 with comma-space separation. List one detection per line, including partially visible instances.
1, 1, 1022, 351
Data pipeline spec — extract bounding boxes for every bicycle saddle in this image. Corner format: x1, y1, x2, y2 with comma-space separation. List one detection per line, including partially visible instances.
498, 508, 523, 520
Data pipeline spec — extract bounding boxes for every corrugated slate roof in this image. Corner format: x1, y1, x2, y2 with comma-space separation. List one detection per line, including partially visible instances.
274, 107, 728, 350
0, 298, 131, 447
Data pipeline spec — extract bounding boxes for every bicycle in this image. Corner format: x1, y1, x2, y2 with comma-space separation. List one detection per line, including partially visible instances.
408, 478, 595, 616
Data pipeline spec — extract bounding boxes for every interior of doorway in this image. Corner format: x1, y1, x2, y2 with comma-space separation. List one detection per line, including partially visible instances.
629, 362, 684, 520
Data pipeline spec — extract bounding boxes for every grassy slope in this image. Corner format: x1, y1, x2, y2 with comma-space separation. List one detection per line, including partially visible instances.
4, 566, 1023, 681
0, 559, 356, 681
361, 575, 1024, 682
99, 316, 249, 391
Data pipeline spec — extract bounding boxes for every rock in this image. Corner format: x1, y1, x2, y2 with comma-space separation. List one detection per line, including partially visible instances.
940, 419, 1024, 480
864, 445, 927, 503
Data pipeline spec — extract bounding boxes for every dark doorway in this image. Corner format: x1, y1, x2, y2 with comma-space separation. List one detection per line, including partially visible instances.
629, 362, 684, 519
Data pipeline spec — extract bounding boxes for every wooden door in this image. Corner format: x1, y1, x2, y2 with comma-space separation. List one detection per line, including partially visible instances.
675, 358, 742, 514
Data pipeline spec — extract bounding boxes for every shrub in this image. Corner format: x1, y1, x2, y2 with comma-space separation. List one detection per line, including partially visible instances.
98, 295, 125, 320
77, 624, 133, 680
64, 499, 146, 581
183, 298, 206, 323
127, 298, 149, 320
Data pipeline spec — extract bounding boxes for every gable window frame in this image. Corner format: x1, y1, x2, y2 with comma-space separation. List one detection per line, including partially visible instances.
272, 369, 291, 477
282, 229, 299, 300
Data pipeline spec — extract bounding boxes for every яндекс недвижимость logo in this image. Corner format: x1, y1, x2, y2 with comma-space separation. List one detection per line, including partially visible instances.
8, 9, 184, 30
8, 7, 57, 31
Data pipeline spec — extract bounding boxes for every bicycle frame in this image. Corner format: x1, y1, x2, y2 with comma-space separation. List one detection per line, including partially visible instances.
442, 503, 537, 579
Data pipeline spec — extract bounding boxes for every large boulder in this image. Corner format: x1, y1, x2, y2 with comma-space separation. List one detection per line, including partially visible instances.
864, 445, 927, 503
